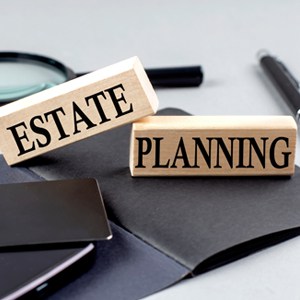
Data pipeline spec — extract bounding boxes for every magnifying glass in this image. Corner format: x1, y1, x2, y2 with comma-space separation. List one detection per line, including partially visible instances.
0, 52, 203, 103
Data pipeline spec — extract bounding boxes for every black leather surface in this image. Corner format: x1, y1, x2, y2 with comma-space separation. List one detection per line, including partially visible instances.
25, 108, 300, 272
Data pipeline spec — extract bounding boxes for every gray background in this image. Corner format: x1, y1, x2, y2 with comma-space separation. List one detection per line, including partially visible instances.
1, 1, 300, 299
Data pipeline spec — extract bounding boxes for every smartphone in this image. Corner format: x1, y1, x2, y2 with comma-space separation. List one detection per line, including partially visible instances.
0, 243, 95, 300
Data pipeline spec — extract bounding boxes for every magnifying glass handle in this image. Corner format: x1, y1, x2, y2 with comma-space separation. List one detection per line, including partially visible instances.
145, 66, 203, 87
76, 66, 203, 88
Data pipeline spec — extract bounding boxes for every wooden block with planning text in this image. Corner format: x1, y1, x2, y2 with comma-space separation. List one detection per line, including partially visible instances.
0, 57, 158, 165
130, 116, 297, 176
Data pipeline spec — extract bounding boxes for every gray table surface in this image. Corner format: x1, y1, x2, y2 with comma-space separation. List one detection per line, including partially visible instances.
2, 1, 300, 299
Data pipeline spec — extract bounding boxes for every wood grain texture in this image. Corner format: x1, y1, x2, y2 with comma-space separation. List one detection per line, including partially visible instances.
130, 116, 297, 176
0, 57, 158, 165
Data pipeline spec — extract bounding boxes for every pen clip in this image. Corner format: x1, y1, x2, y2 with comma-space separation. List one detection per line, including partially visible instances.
296, 109, 300, 123
276, 60, 300, 91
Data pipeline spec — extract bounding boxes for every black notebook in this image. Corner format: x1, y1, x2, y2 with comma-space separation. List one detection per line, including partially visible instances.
4, 108, 300, 299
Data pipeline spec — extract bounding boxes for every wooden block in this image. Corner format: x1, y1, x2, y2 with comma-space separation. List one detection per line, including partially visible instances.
0, 57, 158, 165
130, 116, 297, 176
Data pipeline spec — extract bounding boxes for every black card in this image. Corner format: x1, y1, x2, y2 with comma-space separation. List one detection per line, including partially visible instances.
0, 179, 111, 248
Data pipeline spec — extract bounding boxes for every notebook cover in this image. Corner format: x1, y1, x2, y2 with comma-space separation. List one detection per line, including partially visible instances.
48, 222, 188, 300
0, 155, 188, 299
24, 108, 300, 273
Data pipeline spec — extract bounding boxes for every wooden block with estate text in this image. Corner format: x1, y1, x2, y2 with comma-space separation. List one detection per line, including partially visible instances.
0, 57, 158, 165
130, 116, 297, 176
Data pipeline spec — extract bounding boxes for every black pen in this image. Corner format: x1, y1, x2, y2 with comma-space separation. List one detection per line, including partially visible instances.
258, 50, 300, 121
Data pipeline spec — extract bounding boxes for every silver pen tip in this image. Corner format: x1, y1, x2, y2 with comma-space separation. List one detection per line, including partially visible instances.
257, 49, 270, 61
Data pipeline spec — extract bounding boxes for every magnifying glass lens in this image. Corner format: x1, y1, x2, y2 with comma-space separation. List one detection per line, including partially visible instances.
0, 60, 68, 102
0, 52, 203, 103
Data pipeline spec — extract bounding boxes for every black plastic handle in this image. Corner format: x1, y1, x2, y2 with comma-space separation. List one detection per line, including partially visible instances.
145, 66, 203, 88
76, 65, 204, 88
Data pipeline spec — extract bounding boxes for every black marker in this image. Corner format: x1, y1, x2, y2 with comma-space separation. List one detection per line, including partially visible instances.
258, 50, 300, 121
